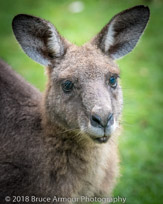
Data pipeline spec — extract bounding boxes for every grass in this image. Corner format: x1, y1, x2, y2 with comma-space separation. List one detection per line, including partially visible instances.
0, 0, 163, 203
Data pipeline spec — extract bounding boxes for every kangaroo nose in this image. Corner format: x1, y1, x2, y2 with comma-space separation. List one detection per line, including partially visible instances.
90, 113, 114, 128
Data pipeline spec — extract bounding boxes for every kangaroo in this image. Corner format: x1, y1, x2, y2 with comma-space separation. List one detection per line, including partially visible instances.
0, 5, 149, 204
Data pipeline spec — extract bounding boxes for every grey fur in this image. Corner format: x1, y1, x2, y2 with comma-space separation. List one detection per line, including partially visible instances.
0, 5, 150, 204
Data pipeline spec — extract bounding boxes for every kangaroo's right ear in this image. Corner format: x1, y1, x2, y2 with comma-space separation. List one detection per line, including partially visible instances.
12, 14, 69, 66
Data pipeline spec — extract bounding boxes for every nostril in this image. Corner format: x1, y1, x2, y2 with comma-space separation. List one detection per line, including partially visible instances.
107, 113, 114, 125
108, 113, 113, 121
91, 114, 102, 128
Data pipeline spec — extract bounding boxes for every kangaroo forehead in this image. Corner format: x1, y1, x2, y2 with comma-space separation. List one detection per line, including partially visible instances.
57, 45, 120, 79
58, 64, 119, 82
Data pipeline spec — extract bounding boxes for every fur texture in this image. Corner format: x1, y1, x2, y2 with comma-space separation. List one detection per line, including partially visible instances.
0, 5, 150, 204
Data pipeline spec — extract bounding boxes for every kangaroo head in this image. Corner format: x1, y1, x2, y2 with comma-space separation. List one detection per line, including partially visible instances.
12, 5, 149, 143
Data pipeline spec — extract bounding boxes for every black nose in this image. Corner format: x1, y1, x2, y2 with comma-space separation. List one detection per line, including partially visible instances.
90, 113, 114, 128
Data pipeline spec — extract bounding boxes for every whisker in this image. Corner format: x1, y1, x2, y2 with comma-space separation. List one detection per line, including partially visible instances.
58, 128, 79, 134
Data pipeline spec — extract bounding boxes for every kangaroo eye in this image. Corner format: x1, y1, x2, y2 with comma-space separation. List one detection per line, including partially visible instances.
109, 76, 117, 88
62, 80, 74, 93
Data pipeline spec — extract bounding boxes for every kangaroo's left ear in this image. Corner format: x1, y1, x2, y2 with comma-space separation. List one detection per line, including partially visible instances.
91, 5, 150, 60
12, 14, 70, 66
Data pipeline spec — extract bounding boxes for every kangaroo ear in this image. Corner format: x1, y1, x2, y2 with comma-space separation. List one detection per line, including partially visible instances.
91, 5, 150, 60
12, 14, 69, 66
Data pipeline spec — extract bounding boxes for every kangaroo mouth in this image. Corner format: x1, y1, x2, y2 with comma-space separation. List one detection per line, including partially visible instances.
92, 135, 110, 144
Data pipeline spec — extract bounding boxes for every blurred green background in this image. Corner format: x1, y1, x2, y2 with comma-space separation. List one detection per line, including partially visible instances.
0, 0, 162, 203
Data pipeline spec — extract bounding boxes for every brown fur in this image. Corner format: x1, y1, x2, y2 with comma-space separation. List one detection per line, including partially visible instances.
0, 5, 150, 204
0, 58, 119, 203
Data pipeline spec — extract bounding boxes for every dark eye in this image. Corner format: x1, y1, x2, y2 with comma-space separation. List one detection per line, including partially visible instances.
109, 76, 117, 88
62, 80, 74, 93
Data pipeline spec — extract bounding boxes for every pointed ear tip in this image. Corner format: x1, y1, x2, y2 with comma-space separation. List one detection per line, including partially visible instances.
13, 14, 26, 21
12, 14, 27, 27
135, 5, 150, 15
141, 5, 150, 14
129, 5, 150, 23
12, 14, 35, 24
